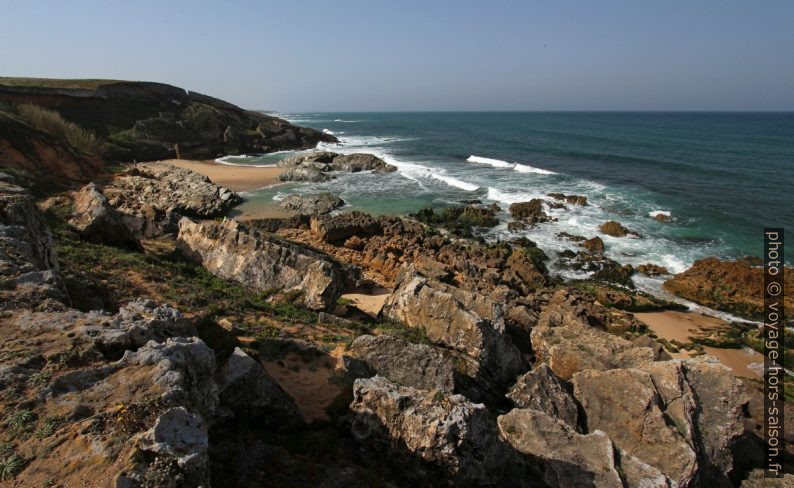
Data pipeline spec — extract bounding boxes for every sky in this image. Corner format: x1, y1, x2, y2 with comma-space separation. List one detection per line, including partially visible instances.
1, 0, 793, 112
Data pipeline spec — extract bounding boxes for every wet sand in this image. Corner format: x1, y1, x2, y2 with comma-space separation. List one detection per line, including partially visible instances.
636, 310, 764, 378
162, 159, 282, 192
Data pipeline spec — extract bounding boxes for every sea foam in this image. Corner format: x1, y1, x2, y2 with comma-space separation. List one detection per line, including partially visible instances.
514, 163, 557, 175
431, 174, 479, 191
467, 155, 514, 168
649, 210, 672, 218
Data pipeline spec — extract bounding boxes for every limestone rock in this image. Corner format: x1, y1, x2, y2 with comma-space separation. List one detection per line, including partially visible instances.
348, 376, 527, 487
104, 162, 241, 238
217, 347, 303, 427
69, 182, 142, 250
599, 220, 641, 238
506, 363, 579, 429
497, 408, 672, 488
279, 192, 344, 215
177, 218, 344, 311
382, 272, 525, 389
137, 406, 210, 485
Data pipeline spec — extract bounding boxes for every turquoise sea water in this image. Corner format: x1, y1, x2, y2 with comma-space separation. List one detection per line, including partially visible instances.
224, 112, 793, 297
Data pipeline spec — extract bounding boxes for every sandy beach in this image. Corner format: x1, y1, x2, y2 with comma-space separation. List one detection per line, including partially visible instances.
162, 159, 283, 192
636, 310, 764, 378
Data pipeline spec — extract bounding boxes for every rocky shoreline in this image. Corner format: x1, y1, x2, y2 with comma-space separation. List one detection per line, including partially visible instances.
0, 79, 791, 486
1, 157, 791, 487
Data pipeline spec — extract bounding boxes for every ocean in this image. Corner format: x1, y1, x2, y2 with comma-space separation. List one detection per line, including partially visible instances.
221, 112, 794, 300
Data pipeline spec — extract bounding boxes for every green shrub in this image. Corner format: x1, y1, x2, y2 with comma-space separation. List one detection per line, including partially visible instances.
16, 103, 101, 154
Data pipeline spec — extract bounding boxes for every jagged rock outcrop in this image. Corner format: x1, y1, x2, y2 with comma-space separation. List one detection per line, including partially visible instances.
348, 376, 529, 487
278, 151, 397, 180
382, 270, 526, 389
599, 220, 641, 238
509, 199, 554, 226
69, 182, 142, 249
506, 363, 579, 429
547, 192, 588, 206
279, 192, 345, 215
349, 335, 455, 392
531, 291, 655, 379
104, 162, 241, 238
0, 178, 65, 308
572, 358, 747, 486
664, 256, 794, 320
217, 347, 304, 427
558, 249, 636, 287
0, 78, 336, 161
177, 217, 345, 310
310, 211, 382, 243
637, 263, 669, 276
497, 408, 672, 488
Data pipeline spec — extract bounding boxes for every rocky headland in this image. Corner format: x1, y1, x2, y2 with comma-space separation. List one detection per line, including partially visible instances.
0, 79, 791, 487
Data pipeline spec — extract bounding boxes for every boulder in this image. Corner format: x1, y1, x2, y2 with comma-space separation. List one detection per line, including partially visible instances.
310, 211, 382, 243
497, 408, 672, 488
348, 376, 527, 487
382, 272, 526, 389
572, 358, 747, 486
177, 218, 344, 311
637, 263, 669, 276
582, 236, 604, 254
0, 179, 65, 308
547, 193, 587, 206
664, 257, 793, 320
508, 199, 553, 225
69, 182, 142, 250
277, 151, 338, 168
599, 220, 640, 238
349, 335, 456, 392
279, 193, 345, 215
506, 363, 579, 429
217, 347, 304, 427
330, 153, 397, 173
278, 166, 333, 182
104, 162, 241, 238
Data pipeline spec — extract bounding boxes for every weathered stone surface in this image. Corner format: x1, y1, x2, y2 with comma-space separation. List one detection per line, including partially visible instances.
279, 192, 345, 215
0, 180, 65, 308
217, 347, 303, 427
572, 358, 747, 486
531, 291, 655, 379
497, 408, 672, 488
599, 220, 640, 238
506, 363, 579, 429
277, 151, 338, 168
509, 199, 553, 225
177, 218, 345, 311
310, 211, 382, 243
637, 263, 669, 276
104, 162, 241, 238
382, 272, 525, 388
348, 376, 527, 487
349, 335, 456, 391
664, 256, 793, 320
278, 166, 333, 182
330, 153, 397, 173
548, 193, 587, 206
69, 182, 142, 249
582, 236, 604, 254
137, 406, 210, 484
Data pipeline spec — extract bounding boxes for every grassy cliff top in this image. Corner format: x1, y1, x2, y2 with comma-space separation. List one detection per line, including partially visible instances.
0, 77, 128, 90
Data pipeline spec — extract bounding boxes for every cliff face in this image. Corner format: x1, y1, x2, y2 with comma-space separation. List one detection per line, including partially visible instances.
0, 77, 336, 162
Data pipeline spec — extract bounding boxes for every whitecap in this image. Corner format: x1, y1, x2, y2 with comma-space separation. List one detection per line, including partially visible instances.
431, 174, 479, 191
322, 128, 335, 135
467, 155, 514, 168
514, 163, 557, 175
486, 187, 538, 204
649, 210, 672, 218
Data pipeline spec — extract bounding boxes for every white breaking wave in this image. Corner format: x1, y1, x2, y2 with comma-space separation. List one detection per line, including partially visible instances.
323, 128, 335, 135
467, 155, 514, 168
649, 210, 672, 218
486, 187, 538, 204
431, 174, 479, 191
514, 163, 557, 175
334, 119, 360, 123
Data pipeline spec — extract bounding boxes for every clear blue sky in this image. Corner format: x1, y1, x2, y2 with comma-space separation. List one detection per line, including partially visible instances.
2, 0, 793, 111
